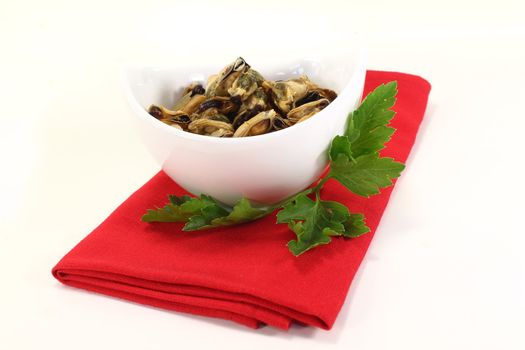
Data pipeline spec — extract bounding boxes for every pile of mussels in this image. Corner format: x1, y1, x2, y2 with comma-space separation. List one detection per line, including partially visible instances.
147, 57, 337, 137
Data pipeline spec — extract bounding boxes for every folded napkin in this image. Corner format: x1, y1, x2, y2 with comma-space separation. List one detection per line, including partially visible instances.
52, 71, 431, 330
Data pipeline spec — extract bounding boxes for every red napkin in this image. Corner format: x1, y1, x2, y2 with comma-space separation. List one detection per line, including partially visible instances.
52, 71, 431, 330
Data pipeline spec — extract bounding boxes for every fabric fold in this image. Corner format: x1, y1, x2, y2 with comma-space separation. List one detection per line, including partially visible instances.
52, 71, 431, 330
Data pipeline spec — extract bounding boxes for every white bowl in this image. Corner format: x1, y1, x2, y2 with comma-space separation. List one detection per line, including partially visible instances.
122, 51, 367, 205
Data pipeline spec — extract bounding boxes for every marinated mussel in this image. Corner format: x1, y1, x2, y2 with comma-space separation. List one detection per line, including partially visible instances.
146, 57, 337, 137
233, 110, 277, 137
287, 99, 330, 123
188, 119, 234, 137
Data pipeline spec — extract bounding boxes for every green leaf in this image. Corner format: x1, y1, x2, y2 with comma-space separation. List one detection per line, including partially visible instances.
142, 194, 273, 230
343, 213, 370, 238
179, 195, 219, 214
141, 204, 189, 222
330, 153, 405, 197
182, 196, 230, 230
329, 135, 353, 161
168, 194, 192, 205
346, 81, 397, 158
205, 198, 271, 228
276, 193, 351, 256
141, 195, 195, 222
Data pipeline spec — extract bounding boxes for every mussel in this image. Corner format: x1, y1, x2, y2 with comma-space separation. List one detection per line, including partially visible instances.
242, 87, 268, 110
287, 98, 330, 123
170, 90, 206, 114
183, 82, 206, 97
181, 94, 207, 115
233, 110, 277, 137
294, 88, 337, 107
272, 116, 293, 131
148, 104, 191, 129
262, 76, 312, 114
209, 114, 231, 123
188, 118, 234, 137
147, 58, 337, 137
206, 57, 250, 97
228, 69, 265, 101
197, 96, 239, 117
232, 105, 264, 129
232, 88, 269, 128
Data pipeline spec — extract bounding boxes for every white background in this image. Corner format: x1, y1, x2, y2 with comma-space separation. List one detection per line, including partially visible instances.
1, 0, 524, 349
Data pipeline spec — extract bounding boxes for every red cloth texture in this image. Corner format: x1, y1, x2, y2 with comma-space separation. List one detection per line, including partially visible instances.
52, 71, 431, 330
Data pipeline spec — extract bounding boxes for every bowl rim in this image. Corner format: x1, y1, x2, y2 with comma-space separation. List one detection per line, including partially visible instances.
121, 49, 367, 145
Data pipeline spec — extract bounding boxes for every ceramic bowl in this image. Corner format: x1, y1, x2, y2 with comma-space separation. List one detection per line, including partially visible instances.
122, 51, 367, 205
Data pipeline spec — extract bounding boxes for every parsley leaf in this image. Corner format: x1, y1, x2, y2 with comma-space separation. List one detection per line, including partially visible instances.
276, 194, 348, 255
343, 213, 370, 238
205, 198, 271, 227
141, 194, 193, 222
330, 153, 405, 197
328, 82, 405, 197
182, 195, 231, 230
276, 193, 370, 256
346, 81, 397, 157
329, 135, 353, 161
142, 195, 272, 231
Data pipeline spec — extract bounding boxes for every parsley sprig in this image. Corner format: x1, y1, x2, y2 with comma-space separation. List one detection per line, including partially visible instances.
142, 82, 404, 256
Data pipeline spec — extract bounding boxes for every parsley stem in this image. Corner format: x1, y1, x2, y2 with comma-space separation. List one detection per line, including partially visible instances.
312, 175, 330, 194
269, 175, 330, 211
272, 188, 312, 210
